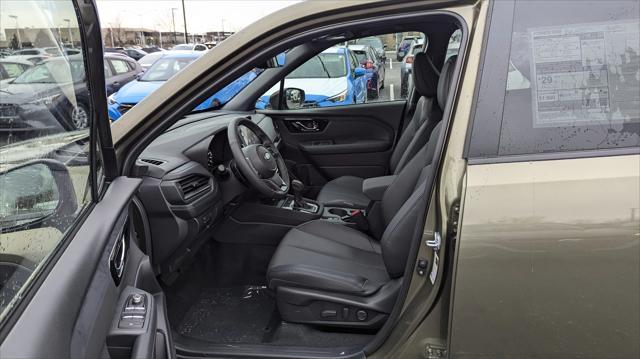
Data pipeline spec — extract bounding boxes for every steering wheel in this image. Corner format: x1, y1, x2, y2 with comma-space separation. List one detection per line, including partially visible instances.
227, 117, 290, 198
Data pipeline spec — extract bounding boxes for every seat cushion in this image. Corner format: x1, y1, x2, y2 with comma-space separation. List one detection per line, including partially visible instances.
316, 175, 370, 209
267, 220, 390, 296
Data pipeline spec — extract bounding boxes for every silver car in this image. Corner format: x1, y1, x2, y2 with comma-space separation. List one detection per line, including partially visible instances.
400, 38, 426, 97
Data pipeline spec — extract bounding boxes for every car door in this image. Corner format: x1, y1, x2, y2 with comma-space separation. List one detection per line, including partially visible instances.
450, 1, 640, 358
257, 33, 417, 195
0, 1, 172, 358
109, 58, 137, 93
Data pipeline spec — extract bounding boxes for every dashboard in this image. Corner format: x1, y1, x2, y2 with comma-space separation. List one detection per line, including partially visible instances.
134, 112, 280, 273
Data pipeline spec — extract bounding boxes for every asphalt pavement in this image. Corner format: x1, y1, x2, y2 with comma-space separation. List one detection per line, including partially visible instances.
376, 51, 404, 103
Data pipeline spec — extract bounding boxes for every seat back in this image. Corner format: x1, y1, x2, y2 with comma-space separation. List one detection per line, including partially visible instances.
379, 55, 457, 277
389, 52, 441, 175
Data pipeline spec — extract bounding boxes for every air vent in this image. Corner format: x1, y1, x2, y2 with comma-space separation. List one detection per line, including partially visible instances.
140, 158, 165, 166
177, 174, 211, 201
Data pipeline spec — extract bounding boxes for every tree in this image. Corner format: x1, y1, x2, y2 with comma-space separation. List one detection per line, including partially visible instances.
9, 33, 19, 50
34, 30, 55, 47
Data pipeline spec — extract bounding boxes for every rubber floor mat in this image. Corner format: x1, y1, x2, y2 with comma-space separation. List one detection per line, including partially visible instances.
177, 285, 276, 344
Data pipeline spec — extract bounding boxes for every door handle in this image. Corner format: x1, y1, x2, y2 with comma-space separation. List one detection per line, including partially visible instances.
292, 120, 319, 132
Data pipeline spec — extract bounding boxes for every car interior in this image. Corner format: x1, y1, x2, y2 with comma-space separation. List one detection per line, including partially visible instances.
126, 15, 462, 356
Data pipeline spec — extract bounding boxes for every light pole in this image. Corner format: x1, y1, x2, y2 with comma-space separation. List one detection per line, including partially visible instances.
181, 0, 188, 44
171, 8, 178, 44
8, 15, 21, 49
63, 18, 73, 46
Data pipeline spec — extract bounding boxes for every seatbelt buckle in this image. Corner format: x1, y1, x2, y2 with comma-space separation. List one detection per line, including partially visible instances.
345, 209, 369, 231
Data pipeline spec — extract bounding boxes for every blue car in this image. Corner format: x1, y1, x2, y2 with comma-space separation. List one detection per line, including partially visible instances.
256, 47, 366, 109
108, 52, 259, 120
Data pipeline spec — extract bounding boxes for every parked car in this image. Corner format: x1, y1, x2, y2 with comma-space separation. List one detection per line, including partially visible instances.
2, 54, 50, 65
2, 2, 639, 359
348, 44, 385, 99
104, 47, 128, 56
141, 47, 163, 54
109, 51, 258, 120
103, 53, 144, 95
353, 36, 386, 62
172, 43, 208, 51
396, 35, 420, 60
0, 59, 32, 82
256, 46, 367, 108
123, 48, 148, 60
400, 38, 426, 97
137, 50, 192, 71
0, 53, 140, 135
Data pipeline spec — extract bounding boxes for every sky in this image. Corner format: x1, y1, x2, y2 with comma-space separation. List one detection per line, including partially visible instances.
0, 1, 300, 35
95, 0, 300, 33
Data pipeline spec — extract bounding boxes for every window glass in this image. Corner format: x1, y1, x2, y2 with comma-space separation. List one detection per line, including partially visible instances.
0, 0, 94, 324
256, 33, 427, 109
110, 59, 130, 75
468, 0, 639, 158
1, 63, 28, 78
104, 62, 113, 77
140, 57, 196, 81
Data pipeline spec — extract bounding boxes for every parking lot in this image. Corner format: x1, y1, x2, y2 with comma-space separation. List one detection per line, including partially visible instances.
377, 51, 403, 102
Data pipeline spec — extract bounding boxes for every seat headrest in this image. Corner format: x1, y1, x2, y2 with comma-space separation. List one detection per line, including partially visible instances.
412, 52, 439, 98
437, 55, 457, 110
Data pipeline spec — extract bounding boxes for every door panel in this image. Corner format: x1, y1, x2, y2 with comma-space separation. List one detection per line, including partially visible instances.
265, 100, 406, 190
451, 155, 640, 358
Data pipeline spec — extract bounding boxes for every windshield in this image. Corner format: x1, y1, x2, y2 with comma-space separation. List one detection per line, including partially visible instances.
355, 37, 382, 49
140, 57, 196, 81
288, 53, 347, 79
13, 59, 84, 84
173, 45, 192, 51
352, 50, 369, 63
411, 44, 424, 55
138, 53, 164, 66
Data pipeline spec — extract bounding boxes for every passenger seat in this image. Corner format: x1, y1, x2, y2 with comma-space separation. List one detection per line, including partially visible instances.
316, 53, 453, 208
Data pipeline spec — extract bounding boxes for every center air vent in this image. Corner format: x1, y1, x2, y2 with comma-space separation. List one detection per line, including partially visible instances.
177, 174, 211, 201
140, 158, 165, 166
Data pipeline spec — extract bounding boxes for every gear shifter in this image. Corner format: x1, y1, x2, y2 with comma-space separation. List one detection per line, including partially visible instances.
291, 179, 305, 208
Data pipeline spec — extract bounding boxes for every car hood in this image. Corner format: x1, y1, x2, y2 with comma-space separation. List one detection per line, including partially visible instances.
113, 80, 164, 104
263, 77, 348, 98
0, 82, 70, 104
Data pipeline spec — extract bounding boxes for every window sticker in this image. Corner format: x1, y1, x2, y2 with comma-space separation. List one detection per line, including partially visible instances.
529, 21, 640, 127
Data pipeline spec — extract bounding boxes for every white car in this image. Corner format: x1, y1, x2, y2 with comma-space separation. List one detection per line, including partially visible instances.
172, 43, 208, 52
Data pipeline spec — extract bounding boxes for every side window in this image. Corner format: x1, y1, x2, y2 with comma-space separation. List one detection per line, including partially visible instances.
468, 0, 639, 159
110, 59, 130, 75
104, 62, 113, 77
256, 32, 426, 110
0, 1, 96, 324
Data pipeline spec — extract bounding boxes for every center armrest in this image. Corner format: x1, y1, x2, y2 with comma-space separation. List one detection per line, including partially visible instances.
362, 175, 397, 202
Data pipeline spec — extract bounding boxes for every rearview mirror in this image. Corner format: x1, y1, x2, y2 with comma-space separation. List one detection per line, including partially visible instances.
354, 67, 366, 77
0, 159, 78, 233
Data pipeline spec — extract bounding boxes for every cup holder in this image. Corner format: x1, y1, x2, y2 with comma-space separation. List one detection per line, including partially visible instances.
328, 208, 349, 217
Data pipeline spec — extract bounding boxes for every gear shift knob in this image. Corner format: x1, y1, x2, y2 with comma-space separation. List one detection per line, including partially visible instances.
291, 179, 304, 206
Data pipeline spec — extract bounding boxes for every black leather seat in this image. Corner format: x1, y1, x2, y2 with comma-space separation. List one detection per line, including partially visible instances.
266, 55, 457, 329
316, 52, 443, 208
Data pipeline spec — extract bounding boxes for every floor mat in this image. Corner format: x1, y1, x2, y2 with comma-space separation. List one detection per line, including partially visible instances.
176, 285, 276, 344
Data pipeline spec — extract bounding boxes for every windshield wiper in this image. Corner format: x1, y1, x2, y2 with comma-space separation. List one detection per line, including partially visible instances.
317, 57, 331, 78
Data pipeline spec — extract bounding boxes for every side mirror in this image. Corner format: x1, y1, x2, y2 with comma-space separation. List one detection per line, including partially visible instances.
383, 44, 387, 49
354, 67, 366, 77
0, 159, 78, 233
268, 87, 305, 110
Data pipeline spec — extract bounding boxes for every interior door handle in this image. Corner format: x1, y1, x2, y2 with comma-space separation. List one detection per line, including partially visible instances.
292, 120, 319, 132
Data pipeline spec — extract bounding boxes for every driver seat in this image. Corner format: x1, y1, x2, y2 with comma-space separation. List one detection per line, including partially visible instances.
267, 119, 444, 328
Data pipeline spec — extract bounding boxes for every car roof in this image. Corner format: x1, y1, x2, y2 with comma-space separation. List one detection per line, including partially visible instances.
321, 46, 347, 54
347, 44, 370, 51
159, 51, 204, 59
0, 58, 33, 66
